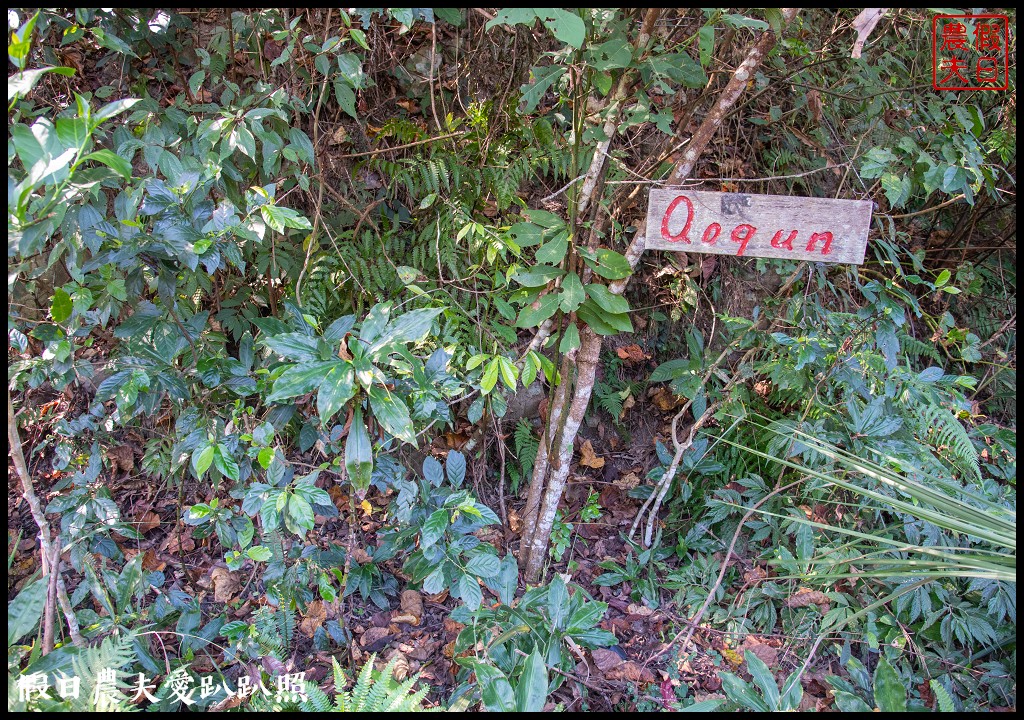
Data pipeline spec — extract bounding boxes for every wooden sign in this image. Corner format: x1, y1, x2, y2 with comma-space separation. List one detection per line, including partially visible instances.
645, 189, 872, 265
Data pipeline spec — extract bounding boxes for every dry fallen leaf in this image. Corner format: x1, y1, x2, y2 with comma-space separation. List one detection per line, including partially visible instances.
785, 587, 831, 611
393, 589, 423, 626
592, 648, 626, 673
579, 440, 605, 469
606, 660, 657, 684
615, 471, 641, 490
615, 343, 649, 364
210, 567, 241, 604
299, 599, 327, 637
136, 511, 161, 534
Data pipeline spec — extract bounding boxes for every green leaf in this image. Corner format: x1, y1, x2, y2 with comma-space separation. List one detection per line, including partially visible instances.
51, 287, 72, 322
8, 579, 47, 646
577, 298, 632, 334
515, 647, 549, 712
512, 264, 564, 287
497, 356, 518, 391
745, 650, 780, 709
560, 272, 585, 312
81, 149, 132, 179
519, 65, 565, 114
480, 357, 500, 394
213, 444, 240, 481
261, 204, 312, 233
559, 323, 581, 353
317, 363, 355, 426
516, 294, 560, 328
458, 572, 483, 610
285, 494, 315, 537
465, 553, 501, 578
334, 81, 357, 118
584, 283, 629, 314
547, 574, 570, 630
267, 361, 336, 402
536, 8, 586, 48
508, 222, 544, 247
698, 24, 715, 67
832, 690, 872, 712
720, 672, 770, 712
421, 508, 449, 550
469, 661, 515, 712
521, 352, 539, 388
8, 67, 76, 101
369, 306, 444, 353
247, 545, 272, 562
368, 385, 416, 444
345, 406, 373, 495
566, 601, 607, 633
580, 248, 631, 280
93, 98, 141, 123
535, 230, 568, 265
192, 444, 215, 478
257, 447, 275, 469
263, 332, 321, 362
872, 657, 906, 712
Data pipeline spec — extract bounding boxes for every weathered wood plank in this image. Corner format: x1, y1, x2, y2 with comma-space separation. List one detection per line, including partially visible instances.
645, 189, 872, 264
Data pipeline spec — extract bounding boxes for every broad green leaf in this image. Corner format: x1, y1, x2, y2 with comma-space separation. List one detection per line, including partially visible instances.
368, 385, 416, 444
547, 574, 570, 630
521, 352, 539, 387
8, 579, 47, 646
261, 204, 312, 233
82, 149, 132, 179
535, 230, 568, 265
516, 294, 560, 328
285, 494, 315, 537
192, 444, 215, 477
512, 264, 564, 287
369, 306, 444, 353
497, 356, 518, 391
576, 298, 632, 335
263, 332, 321, 362
560, 272, 585, 312
873, 657, 906, 712
213, 444, 240, 481
317, 363, 355, 426
345, 406, 373, 494
267, 361, 336, 402
832, 690, 872, 712
247, 545, 272, 561
745, 650, 779, 709
458, 572, 483, 610
93, 97, 141, 123
566, 600, 607, 633
584, 283, 629, 314
480, 357, 500, 394
446, 450, 466, 487
559, 323, 581, 353
51, 287, 72, 322
465, 553, 501, 578
580, 248, 631, 280
8, 67, 75, 101
420, 508, 449, 549
468, 660, 515, 712
536, 8, 586, 48
519, 65, 565, 114
508, 222, 544, 247
515, 647, 549, 712
720, 672, 770, 712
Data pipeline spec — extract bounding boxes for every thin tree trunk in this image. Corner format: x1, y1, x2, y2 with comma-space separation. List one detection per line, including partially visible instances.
519, 8, 799, 583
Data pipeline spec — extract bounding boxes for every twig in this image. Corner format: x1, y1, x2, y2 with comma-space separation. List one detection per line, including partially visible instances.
335, 131, 465, 158
8, 388, 83, 646
645, 478, 806, 665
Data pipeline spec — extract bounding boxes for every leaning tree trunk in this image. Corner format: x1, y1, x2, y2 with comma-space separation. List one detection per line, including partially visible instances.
519, 8, 800, 583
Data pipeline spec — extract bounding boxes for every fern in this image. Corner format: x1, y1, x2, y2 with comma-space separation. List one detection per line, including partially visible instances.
919, 405, 982, 481
301, 654, 433, 712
